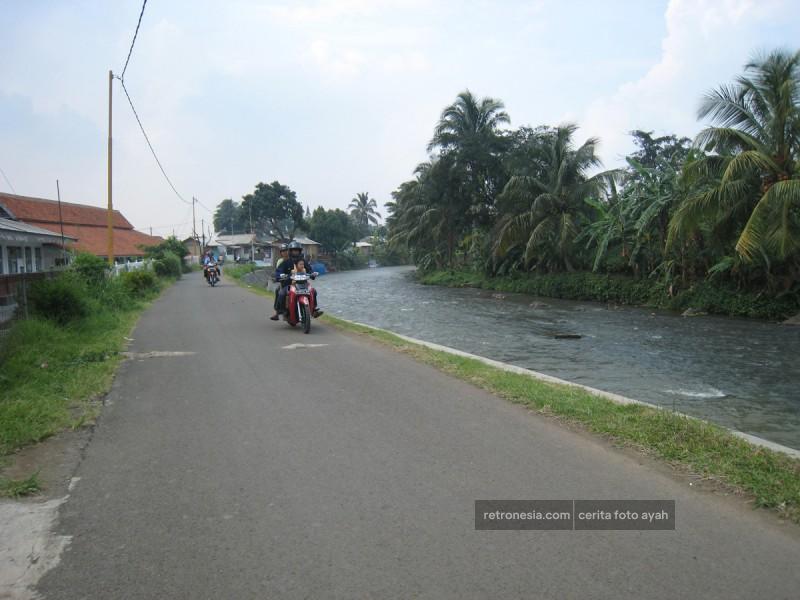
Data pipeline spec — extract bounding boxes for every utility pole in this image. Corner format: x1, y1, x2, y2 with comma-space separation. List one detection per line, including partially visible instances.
56, 180, 66, 265
106, 69, 114, 265
201, 218, 206, 254
192, 196, 197, 261
149, 226, 153, 236
249, 202, 254, 261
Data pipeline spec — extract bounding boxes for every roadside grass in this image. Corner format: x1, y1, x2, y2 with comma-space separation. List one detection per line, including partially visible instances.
0, 273, 169, 497
0, 471, 41, 498
320, 314, 800, 524
224, 263, 258, 281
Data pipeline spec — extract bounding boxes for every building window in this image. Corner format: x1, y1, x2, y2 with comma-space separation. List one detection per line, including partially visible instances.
35, 247, 42, 271
0, 246, 4, 274
7, 246, 21, 274
25, 247, 33, 273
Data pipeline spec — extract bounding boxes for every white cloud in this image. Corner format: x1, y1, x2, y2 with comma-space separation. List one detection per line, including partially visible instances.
579, 0, 792, 167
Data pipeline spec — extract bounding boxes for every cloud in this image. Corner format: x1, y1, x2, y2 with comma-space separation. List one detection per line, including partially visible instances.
307, 39, 367, 78
579, 0, 792, 167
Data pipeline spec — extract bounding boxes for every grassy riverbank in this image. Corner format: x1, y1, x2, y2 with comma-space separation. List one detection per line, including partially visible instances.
320, 314, 800, 524
0, 267, 171, 497
419, 269, 800, 320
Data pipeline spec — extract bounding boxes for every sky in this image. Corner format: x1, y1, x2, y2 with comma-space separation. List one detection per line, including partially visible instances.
1, 0, 799, 240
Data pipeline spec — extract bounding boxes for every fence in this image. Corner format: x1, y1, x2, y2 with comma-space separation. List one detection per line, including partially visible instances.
111, 258, 151, 277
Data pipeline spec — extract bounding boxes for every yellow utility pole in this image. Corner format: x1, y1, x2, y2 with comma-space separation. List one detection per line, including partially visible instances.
107, 69, 114, 265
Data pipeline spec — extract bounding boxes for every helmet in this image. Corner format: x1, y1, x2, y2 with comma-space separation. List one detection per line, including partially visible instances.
287, 240, 303, 251
279, 243, 289, 251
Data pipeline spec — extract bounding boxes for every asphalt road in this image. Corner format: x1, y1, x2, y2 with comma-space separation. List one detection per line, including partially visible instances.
37, 274, 800, 599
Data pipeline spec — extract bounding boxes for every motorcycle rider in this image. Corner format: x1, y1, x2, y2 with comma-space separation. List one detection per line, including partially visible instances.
270, 240, 322, 320
204, 251, 220, 278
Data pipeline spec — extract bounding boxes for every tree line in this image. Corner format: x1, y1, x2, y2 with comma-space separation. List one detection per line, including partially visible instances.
213, 184, 403, 267
387, 48, 800, 297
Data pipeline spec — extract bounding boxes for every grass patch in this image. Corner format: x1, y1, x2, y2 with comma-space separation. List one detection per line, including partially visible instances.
224, 263, 258, 281
0, 312, 141, 456
0, 269, 170, 464
0, 471, 41, 498
320, 313, 800, 523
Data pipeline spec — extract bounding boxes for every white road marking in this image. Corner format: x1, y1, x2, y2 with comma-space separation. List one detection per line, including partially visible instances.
121, 351, 196, 359
281, 343, 329, 350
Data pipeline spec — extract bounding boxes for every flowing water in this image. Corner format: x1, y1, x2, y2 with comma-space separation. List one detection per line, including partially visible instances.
314, 266, 800, 450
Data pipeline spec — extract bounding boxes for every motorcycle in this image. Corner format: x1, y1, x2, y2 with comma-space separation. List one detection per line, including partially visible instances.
279, 272, 318, 334
205, 264, 220, 286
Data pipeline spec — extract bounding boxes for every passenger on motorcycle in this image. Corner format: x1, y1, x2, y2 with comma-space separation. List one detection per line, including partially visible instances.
270, 241, 322, 320
270, 243, 291, 320
290, 258, 323, 318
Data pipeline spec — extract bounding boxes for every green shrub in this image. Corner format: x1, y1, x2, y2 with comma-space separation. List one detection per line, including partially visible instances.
336, 248, 367, 271
27, 273, 90, 325
71, 253, 109, 287
120, 270, 159, 298
225, 263, 256, 280
153, 252, 182, 278
143, 236, 190, 272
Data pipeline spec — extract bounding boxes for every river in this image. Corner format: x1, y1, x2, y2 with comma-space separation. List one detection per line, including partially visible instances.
313, 266, 800, 450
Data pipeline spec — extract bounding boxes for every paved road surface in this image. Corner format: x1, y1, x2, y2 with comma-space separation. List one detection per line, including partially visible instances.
36, 274, 800, 599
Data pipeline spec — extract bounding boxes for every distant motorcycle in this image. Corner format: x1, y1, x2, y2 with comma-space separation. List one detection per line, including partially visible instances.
205, 264, 220, 286
279, 272, 318, 334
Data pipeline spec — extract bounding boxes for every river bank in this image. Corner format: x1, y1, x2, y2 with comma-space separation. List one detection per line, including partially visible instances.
314, 266, 800, 449
418, 269, 800, 321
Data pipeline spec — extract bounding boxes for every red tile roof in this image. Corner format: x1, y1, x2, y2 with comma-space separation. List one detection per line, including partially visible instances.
0, 192, 163, 257
0, 192, 133, 228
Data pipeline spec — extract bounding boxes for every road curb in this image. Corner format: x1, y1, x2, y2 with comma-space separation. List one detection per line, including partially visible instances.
334, 317, 800, 460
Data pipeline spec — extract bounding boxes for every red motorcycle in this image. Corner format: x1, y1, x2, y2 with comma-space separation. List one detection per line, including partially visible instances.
280, 272, 318, 334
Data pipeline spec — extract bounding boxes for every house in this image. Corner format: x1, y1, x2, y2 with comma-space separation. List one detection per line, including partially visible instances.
0, 217, 76, 274
0, 215, 78, 324
0, 192, 163, 263
354, 241, 373, 256
215, 233, 274, 263
293, 236, 321, 262
182, 237, 203, 263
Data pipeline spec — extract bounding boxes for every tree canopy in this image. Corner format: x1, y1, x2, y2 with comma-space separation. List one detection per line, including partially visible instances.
387, 50, 800, 296
240, 181, 304, 241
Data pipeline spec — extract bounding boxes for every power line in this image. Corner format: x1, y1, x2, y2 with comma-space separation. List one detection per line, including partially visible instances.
120, 0, 148, 80
194, 197, 214, 214
147, 221, 191, 230
118, 77, 192, 206
0, 165, 16, 194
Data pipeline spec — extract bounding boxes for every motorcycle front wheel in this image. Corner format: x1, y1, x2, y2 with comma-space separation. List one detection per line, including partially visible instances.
299, 304, 311, 334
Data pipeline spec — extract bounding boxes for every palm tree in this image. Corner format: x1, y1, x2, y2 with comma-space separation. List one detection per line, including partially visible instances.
387, 158, 466, 269
428, 89, 510, 154
429, 90, 511, 226
494, 125, 609, 272
669, 49, 800, 263
349, 192, 381, 233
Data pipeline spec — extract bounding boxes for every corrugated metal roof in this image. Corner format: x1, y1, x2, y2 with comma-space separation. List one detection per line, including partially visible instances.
0, 217, 76, 239
293, 236, 320, 245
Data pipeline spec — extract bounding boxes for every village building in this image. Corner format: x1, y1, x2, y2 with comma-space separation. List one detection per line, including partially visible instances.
0, 192, 163, 264
354, 240, 374, 256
